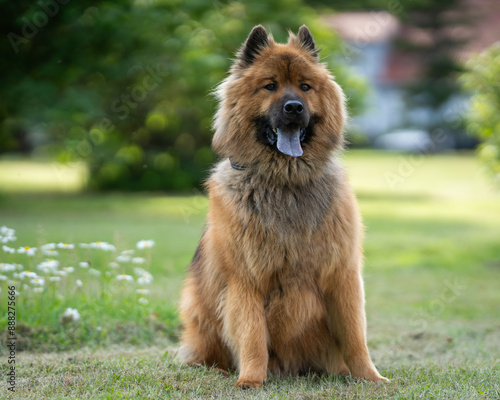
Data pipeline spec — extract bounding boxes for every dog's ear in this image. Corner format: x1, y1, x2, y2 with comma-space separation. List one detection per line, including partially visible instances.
237, 25, 269, 67
297, 25, 319, 59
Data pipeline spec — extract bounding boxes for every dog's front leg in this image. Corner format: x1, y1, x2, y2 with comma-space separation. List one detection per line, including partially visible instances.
324, 267, 388, 382
225, 279, 268, 389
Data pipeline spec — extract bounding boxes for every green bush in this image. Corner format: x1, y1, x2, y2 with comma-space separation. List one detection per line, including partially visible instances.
461, 43, 500, 185
0, 0, 366, 191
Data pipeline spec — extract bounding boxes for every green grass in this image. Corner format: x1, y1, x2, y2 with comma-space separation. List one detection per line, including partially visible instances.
8, 347, 499, 399
0, 159, 87, 193
1, 150, 500, 398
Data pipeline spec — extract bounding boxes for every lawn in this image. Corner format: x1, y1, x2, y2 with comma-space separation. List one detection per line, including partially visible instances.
1, 150, 499, 399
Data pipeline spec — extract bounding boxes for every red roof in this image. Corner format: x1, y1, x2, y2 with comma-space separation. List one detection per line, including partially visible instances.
324, 0, 500, 83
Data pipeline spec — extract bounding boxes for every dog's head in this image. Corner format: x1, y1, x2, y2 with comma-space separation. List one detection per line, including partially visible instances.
213, 25, 346, 180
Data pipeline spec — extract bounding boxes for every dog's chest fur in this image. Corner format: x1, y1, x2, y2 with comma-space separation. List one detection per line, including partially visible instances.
214, 159, 342, 232
210, 159, 346, 277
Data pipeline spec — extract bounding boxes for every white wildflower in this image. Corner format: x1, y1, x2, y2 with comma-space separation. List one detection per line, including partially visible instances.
89, 241, 116, 251
134, 267, 147, 276
2, 245, 15, 254
136, 288, 150, 295
132, 257, 145, 264
76, 279, 83, 287
34, 287, 43, 294
19, 270, 38, 279
64, 266, 75, 273
134, 268, 153, 284
55, 270, 67, 276
0, 275, 7, 281
41, 243, 58, 255
0, 226, 16, 243
30, 277, 45, 286
0, 226, 14, 234
116, 255, 131, 263
49, 276, 61, 282
121, 249, 135, 255
137, 240, 155, 249
57, 242, 75, 249
17, 246, 37, 256
138, 297, 149, 305
137, 273, 153, 285
37, 259, 60, 274
0, 263, 17, 273
60, 307, 80, 323
116, 274, 134, 282
108, 262, 119, 269
79, 262, 89, 268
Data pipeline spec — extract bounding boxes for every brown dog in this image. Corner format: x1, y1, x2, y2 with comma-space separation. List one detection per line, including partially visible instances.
179, 25, 388, 388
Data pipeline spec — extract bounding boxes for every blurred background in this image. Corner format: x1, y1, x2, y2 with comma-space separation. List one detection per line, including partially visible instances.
0, 0, 499, 380
1, 0, 499, 191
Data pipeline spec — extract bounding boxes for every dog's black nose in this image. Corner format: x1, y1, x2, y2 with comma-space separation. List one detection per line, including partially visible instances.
283, 100, 304, 115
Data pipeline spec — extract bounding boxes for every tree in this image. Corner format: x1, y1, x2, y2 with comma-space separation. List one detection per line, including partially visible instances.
461, 43, 500, 185
0, 0, 366, 191
304, 0, 473, 144
395, 0, 473, 140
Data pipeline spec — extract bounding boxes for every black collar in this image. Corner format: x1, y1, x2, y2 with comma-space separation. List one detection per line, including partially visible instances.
229, 157, 246, 171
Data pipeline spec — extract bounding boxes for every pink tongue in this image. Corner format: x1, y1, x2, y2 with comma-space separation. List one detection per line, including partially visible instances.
276, 128, 303, 157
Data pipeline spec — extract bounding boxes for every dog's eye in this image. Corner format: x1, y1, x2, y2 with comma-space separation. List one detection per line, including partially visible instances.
300, 83, 311, 92
264, 83, 277, 91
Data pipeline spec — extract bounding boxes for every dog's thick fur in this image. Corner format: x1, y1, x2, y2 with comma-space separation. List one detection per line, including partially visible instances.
179, 25, 388, 388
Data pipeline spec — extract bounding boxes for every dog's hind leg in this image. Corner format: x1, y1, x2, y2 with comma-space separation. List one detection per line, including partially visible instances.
179, 314, 233, 371
323, 267, 388, 382
179, 278, 233, 371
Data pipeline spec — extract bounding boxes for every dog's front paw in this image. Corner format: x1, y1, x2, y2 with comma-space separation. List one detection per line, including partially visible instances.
350, 368, 389, 383
234, 378, 265, 389
362, 373, 389, 383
